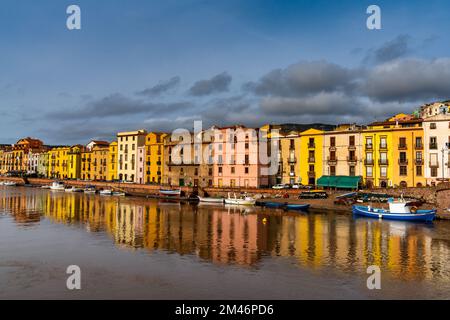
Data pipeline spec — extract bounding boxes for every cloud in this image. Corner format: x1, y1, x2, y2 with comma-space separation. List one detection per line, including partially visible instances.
244, 61, 359, 97
189, 72, 232, 96
136, 76, 181, 97
364, 34, 412, 64
363, 58, 450, 102
48, 93, 193, 120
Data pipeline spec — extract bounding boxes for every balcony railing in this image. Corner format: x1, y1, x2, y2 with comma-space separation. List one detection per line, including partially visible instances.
308, 157, 316, 163
378, 159, 389, 165
327, 157, 337, 165
398, 159, 408, 165
364, 159, 374, 165
398, 144, 407, 150
414, 159, 424, 165
348, 145, 356, 151
379, 144, 388, 150
329, 146, 336, 152
288, 156, 297, 163
430, 143, 438, 150
347, 157, 358, 163
307, 171, 316, 178
415, 143, 423, 150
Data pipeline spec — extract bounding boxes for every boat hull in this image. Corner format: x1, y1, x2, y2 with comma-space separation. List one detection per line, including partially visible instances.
159, 189, 181, 196
285, 204, 310, 211
352, 205, 435, 222
197, 196, 224, 203
224, 199, 256, 206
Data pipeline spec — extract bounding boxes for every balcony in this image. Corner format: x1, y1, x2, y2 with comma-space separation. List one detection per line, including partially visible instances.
307, 171, 316, 178
415, 159, 424, 166
347, 157, 358, 164
364, 159, 374, 165
379, 144, 388, 150
398, 144, 407, 150
348, 145, 356, 151
308, 143, 315, 149
378, 159, 389, 165
308, 157, 316, 163
329, 146, 336, 152
398, 159, 408, 165
430, 143, 438, 150
415, 143, 423, 150
327, 157, 337, 165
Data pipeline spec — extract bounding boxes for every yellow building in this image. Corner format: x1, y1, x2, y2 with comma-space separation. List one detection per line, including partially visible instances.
108, 142, 118, 181
144, 132, 166, 184
362, 114, 425, 188
279, 131, 301, 185
48, 147, 70, 179
299, 128, 324, 186
67, 146, 82, 179
81, 145, 109, 181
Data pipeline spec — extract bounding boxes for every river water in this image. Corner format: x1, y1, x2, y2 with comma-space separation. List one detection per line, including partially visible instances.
1, 186, 449, 299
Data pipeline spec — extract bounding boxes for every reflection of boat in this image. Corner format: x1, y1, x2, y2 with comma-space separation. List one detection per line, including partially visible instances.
352, 200, 435, 222
65, 186, 83, 192
197, 196, 224, 204
50, 182, 65, 191
159, 189, 181, 196
224, 193, 256, 206
41, 185, 51, 189
112, 192, 126, 197
99, 189, 113, 196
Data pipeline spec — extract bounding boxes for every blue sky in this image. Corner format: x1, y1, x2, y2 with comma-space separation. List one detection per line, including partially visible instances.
1, 0, 450, 144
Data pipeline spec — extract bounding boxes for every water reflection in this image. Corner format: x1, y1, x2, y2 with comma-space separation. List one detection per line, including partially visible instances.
1, 186, 450, 282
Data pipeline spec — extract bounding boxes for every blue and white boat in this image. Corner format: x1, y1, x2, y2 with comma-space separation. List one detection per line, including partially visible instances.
352, 199, 435, 222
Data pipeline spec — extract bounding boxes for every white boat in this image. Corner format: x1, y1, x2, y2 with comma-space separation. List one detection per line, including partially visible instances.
197, 196, 224, 204
41, 185, 51, 189
3, 181, 17, 186
224, 193, 256, 206
112, 191, 126, 197
84, 186, 96, 194
159, 189, 181, 196
99, 189, 113, 196
65, 186, 84, 192
50, 182, 65, 191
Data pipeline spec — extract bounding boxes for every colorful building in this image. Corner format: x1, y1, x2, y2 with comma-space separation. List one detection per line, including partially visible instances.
117, 130, 147, 183
108, 142, 118, 181
81, 144, 108, 181
144, 132, 166, 184
299, 128, 324, 186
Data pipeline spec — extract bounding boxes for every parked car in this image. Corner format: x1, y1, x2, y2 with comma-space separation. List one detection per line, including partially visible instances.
299, 190, 328, 199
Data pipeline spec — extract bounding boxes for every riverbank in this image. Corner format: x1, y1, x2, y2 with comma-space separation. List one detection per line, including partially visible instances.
1, 176, 449, 220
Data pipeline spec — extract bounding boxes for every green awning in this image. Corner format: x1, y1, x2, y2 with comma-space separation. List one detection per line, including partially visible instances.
317, 176, 361, 189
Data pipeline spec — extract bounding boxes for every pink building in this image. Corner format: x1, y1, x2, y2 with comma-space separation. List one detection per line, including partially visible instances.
211, 126, 269, 188
136, 146, 145, 184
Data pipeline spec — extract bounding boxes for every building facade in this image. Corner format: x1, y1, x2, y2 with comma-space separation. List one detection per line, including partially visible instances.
117, 130, 147, 183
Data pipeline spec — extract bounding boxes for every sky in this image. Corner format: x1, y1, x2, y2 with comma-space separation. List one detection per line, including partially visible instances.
1, 0, 450, 145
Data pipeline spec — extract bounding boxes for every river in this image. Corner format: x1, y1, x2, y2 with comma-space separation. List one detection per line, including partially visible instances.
1, 186, 449, 299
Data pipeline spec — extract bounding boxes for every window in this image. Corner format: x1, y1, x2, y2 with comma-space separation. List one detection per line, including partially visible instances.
380, 137, 387, 149
245, 167, 249, 174
349, 136, 355, 146
430, 123, 437, 129
218, 167, 222, 174
430, 137, 438, 149
416, 166, 422, 176
400, 166, 407, 176
231, 167, 235, 174
330, 137, 335, 147
431, 167, 438, 177
330, 166, 336, 176
366, 166, 373, 177
380, 166, 387, 177
349, 166, 356, 176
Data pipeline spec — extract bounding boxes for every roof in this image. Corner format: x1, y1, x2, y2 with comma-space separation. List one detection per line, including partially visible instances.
317, 176, 361, 189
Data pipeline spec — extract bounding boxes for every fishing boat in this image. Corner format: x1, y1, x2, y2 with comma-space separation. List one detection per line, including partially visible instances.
159, 189, 181, 196
352, 199, 435, 222
50, 181, 65, 191
64, 186, 83, 192
197, 196, 224, 204
3, 181, 17, 187
224, 193, 256, 206
84, 186, 96, 194
99, 189, 113, 196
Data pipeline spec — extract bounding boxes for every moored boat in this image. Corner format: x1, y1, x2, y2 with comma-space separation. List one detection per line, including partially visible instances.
112, 191, 126, 197
224, 193, 256, 206
197, 196, 224, 204
50, 181, 65, 191
264, 202, 285, 209
3, 181, 17, 187
159, 189, 181, 196
65, 186, 83, 192
84, 186, 96, 194
352, 200, 435, 222
99, 189, 113, 196
285, 204, 310, 211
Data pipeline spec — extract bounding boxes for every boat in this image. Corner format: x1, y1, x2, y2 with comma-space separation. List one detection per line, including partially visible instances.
112, 191, 126, 197
352, 200, 436, 222
84, 186, 96, 194
264, 202, 286, 209
41, 185, 51, 189
50, 182, 65, 191
99, 189, 113, 196
159, 189, 182, 196
224, 193, 256, 206
197, 196, 224, 204
299, 190, 328, 199
285, 204, 310, 211
3, 181, 17, 186
65, 186, 83, 192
